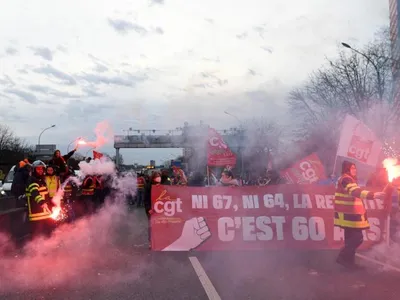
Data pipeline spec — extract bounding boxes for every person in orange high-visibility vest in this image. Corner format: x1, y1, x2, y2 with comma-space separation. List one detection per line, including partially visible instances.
45, 165, 61, 200
63, 180, 73, 202
63, 167, 78, 204
334, 161, 386, 269
136, 173, 146, 207
80, 174, 95, 215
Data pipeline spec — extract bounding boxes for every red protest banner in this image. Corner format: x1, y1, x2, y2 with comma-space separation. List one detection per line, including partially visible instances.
150, 185, 389, 251
207, 128, 237, 166
280, 153, 327, 184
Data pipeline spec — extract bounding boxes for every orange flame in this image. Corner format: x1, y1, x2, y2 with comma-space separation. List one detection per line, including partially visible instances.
383, 158, 400, 182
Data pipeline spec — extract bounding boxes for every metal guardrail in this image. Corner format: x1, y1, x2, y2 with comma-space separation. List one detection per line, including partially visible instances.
0, 196, 30, 246
0, 195, 18, 211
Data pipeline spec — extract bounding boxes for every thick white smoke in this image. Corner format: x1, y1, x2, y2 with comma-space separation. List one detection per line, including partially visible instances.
366, 215, 400, 269
78, 157, 116, 176
0, 158, 144, 292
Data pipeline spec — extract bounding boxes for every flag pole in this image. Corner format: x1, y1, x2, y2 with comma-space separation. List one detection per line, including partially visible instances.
332, 115, 347, 178
207, 166, 210, 186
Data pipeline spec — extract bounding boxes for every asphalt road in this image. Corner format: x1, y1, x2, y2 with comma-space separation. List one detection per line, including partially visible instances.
0, 207, 399, 300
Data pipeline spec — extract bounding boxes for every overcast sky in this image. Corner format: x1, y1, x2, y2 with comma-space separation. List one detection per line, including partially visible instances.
0, 0, 389, 164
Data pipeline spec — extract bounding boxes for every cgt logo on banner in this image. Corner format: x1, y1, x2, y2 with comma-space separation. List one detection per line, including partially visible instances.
337, 114, 382, 166
207, 128, 237, 167
347, 122, 374, 163
280, 153, 327, 184
150, 185, 390, 251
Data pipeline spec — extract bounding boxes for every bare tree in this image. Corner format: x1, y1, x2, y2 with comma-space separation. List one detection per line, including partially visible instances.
287, 27, 397, 167
0, 124, 32, 152
288, 27, 393, 137
227, 118, 286, 175
0, 124, 16, 151
0, 124, 33, 169
241, 118, 285, 154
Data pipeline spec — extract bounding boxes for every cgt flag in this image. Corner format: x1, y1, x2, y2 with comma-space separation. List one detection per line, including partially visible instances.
207, 127, 237, 166
336, 114, 382, 166
280, 153, 327, 184
93, 150, 104, 160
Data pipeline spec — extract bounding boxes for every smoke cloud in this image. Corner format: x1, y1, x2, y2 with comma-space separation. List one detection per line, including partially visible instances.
0, 158, 142, 293
78, 157, 116, 176
366, 230, 400, 270
75, 120, 114, 149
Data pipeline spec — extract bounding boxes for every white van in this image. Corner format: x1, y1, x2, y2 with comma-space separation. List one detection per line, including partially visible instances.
2, 165, 16, 196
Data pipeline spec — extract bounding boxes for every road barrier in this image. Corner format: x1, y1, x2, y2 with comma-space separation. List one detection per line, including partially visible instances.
0, 196, 30, 245
0, 195, 18, 211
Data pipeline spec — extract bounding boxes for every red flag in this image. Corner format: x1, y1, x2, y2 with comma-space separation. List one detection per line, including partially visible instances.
207, 128, 236, 166
93, 150, 104, 160
279, 153, 327, 184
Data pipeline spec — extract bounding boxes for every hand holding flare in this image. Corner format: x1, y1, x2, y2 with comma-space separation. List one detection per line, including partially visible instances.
74, 139, 86, 151
42, 204, 62, 220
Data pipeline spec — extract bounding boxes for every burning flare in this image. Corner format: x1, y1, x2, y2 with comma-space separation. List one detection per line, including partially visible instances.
383, 158, 400, 182
77, 140, 86, 145
51, 206, 61, 220
50, 192, 64, 221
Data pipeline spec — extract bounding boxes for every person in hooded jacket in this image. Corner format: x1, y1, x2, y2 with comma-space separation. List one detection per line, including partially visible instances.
48, 146, 78, 183
144, 172, 162, 249
334, 160, 386, 269
11, 160, 32, 200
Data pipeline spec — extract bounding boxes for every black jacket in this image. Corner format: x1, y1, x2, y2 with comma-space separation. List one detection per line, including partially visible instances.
25, 174, 52, 221
11, 165, 31, 197
48, 150, 76, 174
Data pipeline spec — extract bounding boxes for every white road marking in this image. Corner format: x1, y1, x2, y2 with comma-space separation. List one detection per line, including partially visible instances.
356, 253, 400, 273
189, 256, 222, 300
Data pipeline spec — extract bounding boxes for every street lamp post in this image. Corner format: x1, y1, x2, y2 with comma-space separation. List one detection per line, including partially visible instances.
38, 125, 56, 147
224, 111, 245, 179
341, 42, 384, 100
224, 111, 241, 124
341, 41, 397, 136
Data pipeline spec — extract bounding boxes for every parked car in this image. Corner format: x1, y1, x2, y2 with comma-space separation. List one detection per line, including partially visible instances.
2, 165, 16, 196
0, 181, 6, 197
